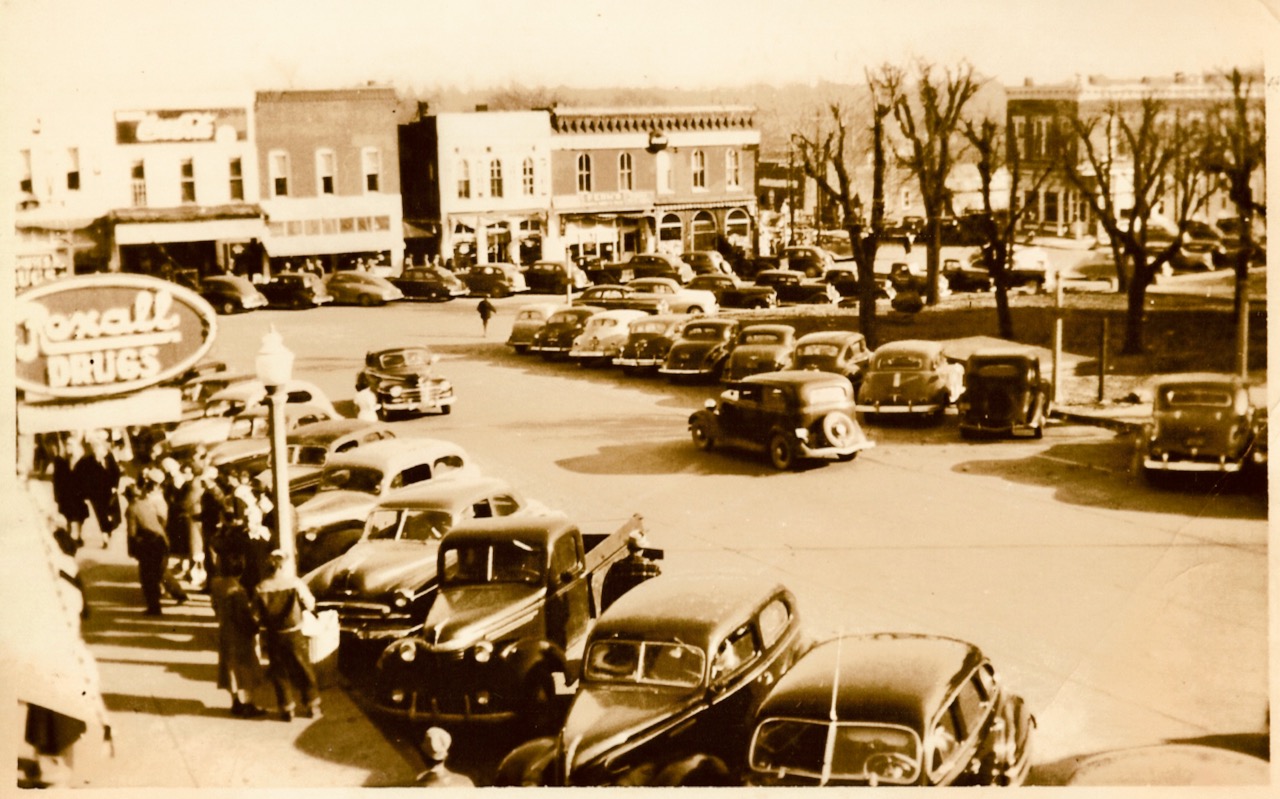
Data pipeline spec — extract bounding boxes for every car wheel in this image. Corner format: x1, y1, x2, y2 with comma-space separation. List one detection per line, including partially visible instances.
821, 411, 859, 448
690, 418, 715, 451
513, 344, 528, 354
439, 404, 451, 416
376, 406, 392, 422
493, 737, 557, 787
1033, 419, 1044, 439
520, 663, 560, 735
687, 306, 703, 314
358, 294, 375, 307
653, 755, 732, 787
220, 300, 236, 315
768, 432, 797, 471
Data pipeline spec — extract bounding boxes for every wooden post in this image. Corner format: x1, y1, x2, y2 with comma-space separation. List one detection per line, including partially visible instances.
1098, 318, 1109, 403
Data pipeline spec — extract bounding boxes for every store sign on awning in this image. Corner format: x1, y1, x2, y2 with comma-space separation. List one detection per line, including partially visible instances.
15, 275, 217, 399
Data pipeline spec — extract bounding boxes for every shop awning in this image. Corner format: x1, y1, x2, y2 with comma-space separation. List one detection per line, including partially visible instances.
654, 199, 758, 212
17, 388, 182, 434
107, 203, 264, 225
112, 204, 268, 246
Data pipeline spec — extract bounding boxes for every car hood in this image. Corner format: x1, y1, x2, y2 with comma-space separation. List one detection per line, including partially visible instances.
860, 371, 944, 402
421, 584, 543, 647
564, 684, 702, 780
307, 540, 440, 600
297, 490, 378, 532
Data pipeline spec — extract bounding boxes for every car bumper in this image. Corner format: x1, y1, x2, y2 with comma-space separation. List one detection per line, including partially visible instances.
530, 344, 572, 353
317, 603, 420, 641
373, 691, 518, 724
615, 357, 664, 367
799, 439, 876, 459
960, 420, 1038, 437
570, 349, 618, 359
1143, 454, 1244, 472
660, 367, 712, 375
855, 401, 944, 414
380, 395, 454, 413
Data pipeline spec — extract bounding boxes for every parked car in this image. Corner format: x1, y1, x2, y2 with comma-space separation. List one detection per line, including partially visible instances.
569, 309, 649, 367
825, 268, 896, 304
957, 350, 1051, 439
682, 250, 734, 276
737, 255, 780, 281
572, 284, 669, 314
200, 275, 268, 315
508, 302, 568, 354
687, 273, 776, 309
754, 269, 836, 305
258, 419, 397, 506
463, 263, 527, 297
943, 258, 993, 292
721, 324, 797, 383
626, 277, 719, 315
258, 271, 334, 309
172, 370, 255, 420
166, 379, 337, 448
614, 314, 688, 374
965, 246, 1056, 291
524, 261, 589, 294
746, 633, 1034, 787
788, 331, 872, 395
305, 475, 551, 649
691, 371, 873, 470
295, 438, 478, 572
390, 266, 468, 301
626, 252, 694, 283
530, 306, 603, 359
855, 340, 963, 422
659, 317, 739, 381
780, 245, 836, 278
496, 573, 807, 786
1141, 373, 1267, 478
168, 403, 336, 470
359, 346, 455, 420
326, 271, 405, 306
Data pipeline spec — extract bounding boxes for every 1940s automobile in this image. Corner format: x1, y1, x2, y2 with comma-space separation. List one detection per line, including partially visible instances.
530, 306, 603, 359
495, 574, 808, 786
855, 340, 963, 422
746, 633, 1034, 787
659, 318, 739, 381
358, 346, 455, 420
787, 331, 872, 396
613, 314, 689, 374
956, 350, 1051, 439
690, 371, 873, 470
1141, 373, 1267, 478
720, 324, 797, 383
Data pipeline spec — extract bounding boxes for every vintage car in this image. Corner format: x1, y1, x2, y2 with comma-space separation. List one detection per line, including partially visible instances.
659, 318, 740, 381
258, 271, 334, 309
294, 438, 478, 571
494, 574, 808, 786
690, 371, 873, 470
682, 250, 734, 276
787, 331, 872, 394
746, 633, 1035, 787
1141, 373, 1267, 477
780, 245, 836, 278
754, 269, 836, 305
326, 270, 405, 305
720, 324, 798, 383
957, 350, 1052, 439
199, 274, 268, 315
687, 273, 777, 309
613, 314, 689, 373
358, 346, 455, 419
626, 252, 695, 283
166, 403, 335, 472
463, 262, 527, 297
530, 306, 604, 359
508, 302, 569, 354
255, 419, 397, 505
967, 247, 1057, 291
524, 261, 590, 294
626, 277, 719, 315
165, 379, 337, 448
855, 340, 963, 422
389, 266, 468, 301
569, 309, 649, 366
572, 284, 669, 315
305, 475, 550, 647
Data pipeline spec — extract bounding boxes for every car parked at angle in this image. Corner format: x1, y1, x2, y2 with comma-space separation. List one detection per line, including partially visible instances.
494, 574, 807, 786
721, 324, 797, 383
258, 271, 334, 309
686, 273, 777, 309
943, 257, 993, 293
524, 260, 590, 294
754, 269, 836, 305
1141, 373, 1267, 479
200, 274, 268, 315
389, 266, 468, 301
682, 250, 734, 276
625, 252, 695, 283
569, 309, 650, 367
659, 317, 740, 382
530, 306, 604, 360
463, 262, 528, 297
626, 276, 719, 315
691, 371, 873, 470
256, 419, 397, 506
967, 247, 1056, 291
294, 437, 478, 572
166, 379, 337, 448
788, 331, 872, 395
780, 245, 836, 278
359, 346, 454, 420
572, 284, 669, 315
614, 314, 689, 374
746, 633, 1034, 787
508, 302, 568, 354
326, 271, 405, 306
304, 475, 552, 651
856, 340, 963, 422
957, 350, 1051, 439
167, 403, 336, 472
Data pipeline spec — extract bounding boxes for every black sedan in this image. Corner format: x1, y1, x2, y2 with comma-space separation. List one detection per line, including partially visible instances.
200, 275, 268, 315
258, 271, 334, 309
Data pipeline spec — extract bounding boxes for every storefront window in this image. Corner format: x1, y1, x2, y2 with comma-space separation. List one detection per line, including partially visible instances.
692, 211, 716, 250
660, 213, 682, 246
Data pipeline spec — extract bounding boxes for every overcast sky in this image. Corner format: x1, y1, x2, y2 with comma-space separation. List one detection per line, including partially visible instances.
1, 0, 1275, 118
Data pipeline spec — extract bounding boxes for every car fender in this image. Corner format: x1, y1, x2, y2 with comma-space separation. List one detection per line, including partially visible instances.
689, 408, 722, 437
494, 736, 559, 786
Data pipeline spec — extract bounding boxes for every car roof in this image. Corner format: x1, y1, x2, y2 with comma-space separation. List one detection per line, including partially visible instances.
368, 345, 432, 356
756, 633, 983, 733
372, 475, 516, 511
554, 306, 603, 318
594, 574, 792, 653
630, 313, 689, 327
1152, 372, 1249, 389
738, 324, 794, 337
874, 339, 944, 358
739, 370, 846, 389
287, 418, 385, 445
441, 514, 576, 548
323, 437, 467, 471
683, 317, 736, 330
797, 331, 865, 346
588, 309, 648, 321
208, 379, 326, 403
967, 349, 1039, 365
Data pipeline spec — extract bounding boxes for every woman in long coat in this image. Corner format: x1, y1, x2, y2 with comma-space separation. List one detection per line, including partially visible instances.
209, 555, 267, 717
53, 435, 89, 546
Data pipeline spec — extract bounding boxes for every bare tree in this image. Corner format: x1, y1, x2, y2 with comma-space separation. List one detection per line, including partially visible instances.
891, 61, 982, 304
791, 66, 901, 347
1061, 97, 1215, 353
487, 84, 562, 111
960, 117, 1051, 339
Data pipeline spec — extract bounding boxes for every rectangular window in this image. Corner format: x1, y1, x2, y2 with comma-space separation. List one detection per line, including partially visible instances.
304, 219, 322, 235
270, 151, 290, 197
725, 149, 740, 189
19, 149, 33, 193
489, 159, 503, 198
522, 158, 535, 195
66, 148, 80, 191
180, 158, 196, 203
229, 157, 244, 200
692, 150, 706, 189
363, 147, 381, 192
457, 160, 471, 198
576, 153, 592, 193
131, 160, 147, 206
618, 152, 633, 191
317, 150, 335, 195
1011, 116, 1026, 159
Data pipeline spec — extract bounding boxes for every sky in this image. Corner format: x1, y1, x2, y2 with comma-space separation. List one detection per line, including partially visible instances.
0, 0, 1276, 120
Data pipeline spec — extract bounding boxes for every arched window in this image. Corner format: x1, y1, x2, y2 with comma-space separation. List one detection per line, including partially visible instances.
522, 157, 535, 195
457, 160, 471, 199
490, 159, 504, 198
725, 149, 741, 189
659, 213, 683, 248
725, 208, 751, 248
576, 153, 593, 193
692, 211, 717, 250
618, 152, 633, 191
691, 150, 707, 189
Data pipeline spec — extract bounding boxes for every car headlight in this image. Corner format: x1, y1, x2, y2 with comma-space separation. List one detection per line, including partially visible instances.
473, 641, 494, 663
389, 689, 406, 704
392, 588, 413, 609
388, 384, 403, 398
396, 640, 416, 663
794, 428, 810, 441
303, 531, 316, 542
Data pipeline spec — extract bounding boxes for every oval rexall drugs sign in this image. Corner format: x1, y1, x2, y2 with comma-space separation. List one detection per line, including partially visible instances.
15, 274, 218, 399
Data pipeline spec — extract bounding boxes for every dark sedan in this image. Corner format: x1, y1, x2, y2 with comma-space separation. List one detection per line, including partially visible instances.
258, 271, 334, 309
659, 318, 739, 381
788, 331, 872, 394
529, 306, 603, 359
754, 269, 835, 305
200, 275, 268, 315
390, 266, 468, 301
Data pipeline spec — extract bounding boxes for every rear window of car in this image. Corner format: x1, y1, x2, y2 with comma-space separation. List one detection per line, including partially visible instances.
806, 385, 850, 405
683, 325, 728, 341
288, 445, 328, 466
631, 321, 670, 335
974, 364, 1021, 379
319, 466, 384, 494
1159, 387, 1234, 408
875, 354, 925, 370
741, 332, 785, 345
797, 344, 840, 358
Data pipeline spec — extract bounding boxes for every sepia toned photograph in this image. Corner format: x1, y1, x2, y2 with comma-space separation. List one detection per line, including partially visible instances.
3, 0, 1274, 789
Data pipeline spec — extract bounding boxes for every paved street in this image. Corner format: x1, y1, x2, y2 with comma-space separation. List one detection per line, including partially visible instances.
81, 296, 1268, 785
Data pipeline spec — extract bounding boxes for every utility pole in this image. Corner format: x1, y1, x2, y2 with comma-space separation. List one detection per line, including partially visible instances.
787, 138, 797, 246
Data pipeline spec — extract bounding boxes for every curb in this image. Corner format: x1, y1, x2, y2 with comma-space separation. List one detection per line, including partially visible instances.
1050, 408, 1146, 434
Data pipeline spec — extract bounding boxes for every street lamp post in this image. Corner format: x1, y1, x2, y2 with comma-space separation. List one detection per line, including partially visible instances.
255, 328, 295, 574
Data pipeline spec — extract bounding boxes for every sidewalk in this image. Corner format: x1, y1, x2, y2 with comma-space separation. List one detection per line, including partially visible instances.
75, 527, 420, 788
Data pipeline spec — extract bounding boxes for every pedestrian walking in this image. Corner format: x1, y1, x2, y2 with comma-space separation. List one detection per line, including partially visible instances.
477, 298, 497, 337
210, 554, 267, 718
253, 550, 321, 722
600, 529, 662, 611
416, 727, 474, 787
353, 375, 378, 421
75, 432, 122, 548
51, 434, 89, 548
124, 470, 189, 615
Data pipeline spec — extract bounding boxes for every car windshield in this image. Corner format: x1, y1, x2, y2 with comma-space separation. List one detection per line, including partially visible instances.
517, 310, 546, 321
366, 509, 453, 542
288, 445, 328, 466
1158, 386, 1235, 409
379, 349, 431, 369
750, 719, 921, 784
797, 344, 840, 359
584, 640, 706, 687
440, 540, 544, 585
227, 416, 268, 439
874, 353, 926, 371
683, 324, 729, 341
318, 466, 385, 494
973, 363, 1024, 380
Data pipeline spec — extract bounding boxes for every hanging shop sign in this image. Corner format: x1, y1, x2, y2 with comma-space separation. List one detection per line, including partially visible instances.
15, 274, 217, 399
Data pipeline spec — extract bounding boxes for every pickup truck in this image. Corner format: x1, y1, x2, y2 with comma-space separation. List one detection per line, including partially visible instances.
371, 514, 659, 732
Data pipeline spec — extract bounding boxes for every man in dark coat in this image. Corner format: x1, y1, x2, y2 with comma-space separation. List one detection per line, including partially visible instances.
254, 550, 320, 721
600, 530, 661, 611
75, 433, 122, 548
125, 470, 189, 615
